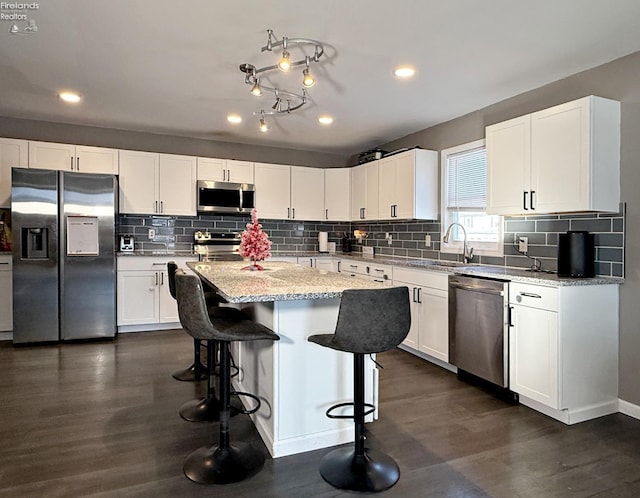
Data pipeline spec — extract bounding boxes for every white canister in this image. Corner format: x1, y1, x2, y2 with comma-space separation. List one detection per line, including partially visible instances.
318, 231, 329, 252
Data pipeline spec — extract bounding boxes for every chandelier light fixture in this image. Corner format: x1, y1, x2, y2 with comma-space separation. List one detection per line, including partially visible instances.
239, 29, 325, 132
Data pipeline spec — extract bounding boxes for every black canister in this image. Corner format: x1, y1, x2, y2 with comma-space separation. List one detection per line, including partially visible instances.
341, 234, 352, 253
557, 231, 595, 278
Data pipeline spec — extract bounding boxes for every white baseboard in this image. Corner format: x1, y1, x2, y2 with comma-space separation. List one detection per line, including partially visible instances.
0, 332, 13, 341
397, 344, 457, 373
117, 323, 181, 334
618, 399, 640, 420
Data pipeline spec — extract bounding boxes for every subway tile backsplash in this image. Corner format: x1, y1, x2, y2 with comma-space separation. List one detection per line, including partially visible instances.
118, 203, 625, 278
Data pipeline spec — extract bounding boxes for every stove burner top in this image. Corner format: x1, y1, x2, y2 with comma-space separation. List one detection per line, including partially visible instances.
193, 231, 244, 261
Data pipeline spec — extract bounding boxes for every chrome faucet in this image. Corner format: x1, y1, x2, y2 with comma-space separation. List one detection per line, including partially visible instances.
442, 222, 474, 264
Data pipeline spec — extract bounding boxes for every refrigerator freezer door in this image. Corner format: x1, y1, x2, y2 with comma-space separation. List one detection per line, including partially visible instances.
60, 172, 117, 340
11, 168, 59, 343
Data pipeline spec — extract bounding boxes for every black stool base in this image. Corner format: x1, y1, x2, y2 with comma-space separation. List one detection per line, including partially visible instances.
179, 397, 242, 423
319, 447, 400, 492
183, 442, 265, 484
172, 362, 208, 382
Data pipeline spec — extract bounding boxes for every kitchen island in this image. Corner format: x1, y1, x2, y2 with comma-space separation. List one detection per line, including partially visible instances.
186, 260, 387, 458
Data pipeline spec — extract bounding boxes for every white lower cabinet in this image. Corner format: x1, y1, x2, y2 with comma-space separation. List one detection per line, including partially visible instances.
117, 256, 192, 329
0, 254, 12, 331
297, 256, 337, 272
508, 282, 619, 424
337, 259, 392, 285
393, 267, 449, 363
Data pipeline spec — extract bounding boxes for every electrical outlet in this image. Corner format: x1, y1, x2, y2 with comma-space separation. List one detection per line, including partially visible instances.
425, 234, 431, 246
148, 228, 155, 240
518, 236, 528, 253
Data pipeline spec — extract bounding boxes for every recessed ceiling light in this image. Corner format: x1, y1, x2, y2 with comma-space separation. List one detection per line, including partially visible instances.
227, 114, 242, 124
318, 115, 334, 125
58, 91, 82, 104
394, 66, 416, 78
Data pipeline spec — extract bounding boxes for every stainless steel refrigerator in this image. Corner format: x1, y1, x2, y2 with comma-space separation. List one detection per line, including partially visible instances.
12, 168, 117, 343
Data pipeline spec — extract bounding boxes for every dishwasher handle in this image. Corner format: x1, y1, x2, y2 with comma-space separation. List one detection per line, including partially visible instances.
449, 282, 504, 296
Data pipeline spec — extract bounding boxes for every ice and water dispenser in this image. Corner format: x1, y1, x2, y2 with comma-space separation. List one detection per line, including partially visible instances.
22, 227, 49, 259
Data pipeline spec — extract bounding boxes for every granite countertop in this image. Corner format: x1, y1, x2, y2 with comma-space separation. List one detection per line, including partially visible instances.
187, 260, 384, 303
276, 252, 623, 287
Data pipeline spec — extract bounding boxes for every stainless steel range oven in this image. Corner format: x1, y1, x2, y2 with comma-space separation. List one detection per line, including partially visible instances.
193, 231, 244, 261
448, 274, 510, 388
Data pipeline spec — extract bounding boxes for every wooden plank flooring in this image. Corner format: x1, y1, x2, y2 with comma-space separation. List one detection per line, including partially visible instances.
2, 330, 640, 497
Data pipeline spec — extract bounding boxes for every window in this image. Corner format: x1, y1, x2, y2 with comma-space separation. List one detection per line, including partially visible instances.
441, 139, 503, 258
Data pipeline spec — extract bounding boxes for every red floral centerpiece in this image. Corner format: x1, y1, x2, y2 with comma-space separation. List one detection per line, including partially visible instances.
239, 209, 272, 271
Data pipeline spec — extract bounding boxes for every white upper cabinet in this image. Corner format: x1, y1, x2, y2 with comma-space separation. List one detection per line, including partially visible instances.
291, 166, 325, 221
324, 168, 351, 221
487, 96, 620, 215
197, 157, 254, 184
378, 149, 438, 220
254, 162, 291, 219
254, 163, 325, 221
0, 138, 28, 208
29, 141, 118, 174
119, 150, 196, 216
351, 161, 379, 221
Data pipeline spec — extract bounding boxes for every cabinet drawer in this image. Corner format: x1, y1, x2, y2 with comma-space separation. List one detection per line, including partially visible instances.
509, 282, 558, 311
394, 267, 448, 290
117, 256, 193, 271
0, 254, 12, 270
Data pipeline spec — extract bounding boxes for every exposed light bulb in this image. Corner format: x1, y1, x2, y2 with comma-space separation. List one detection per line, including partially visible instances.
278, 50, 291, 72
258, 117, 269, 133
302, 68, 315, 88
250, 79, 262, 96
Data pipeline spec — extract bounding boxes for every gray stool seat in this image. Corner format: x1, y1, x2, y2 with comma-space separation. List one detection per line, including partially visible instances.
308, 286, 411, 493
175, 270, 279, 485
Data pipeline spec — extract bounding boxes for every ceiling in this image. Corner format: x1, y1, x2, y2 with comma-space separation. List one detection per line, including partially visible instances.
1, 1, 640, 156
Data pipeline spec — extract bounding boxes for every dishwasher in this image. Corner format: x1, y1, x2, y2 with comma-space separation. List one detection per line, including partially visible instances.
448, 274, 510, 389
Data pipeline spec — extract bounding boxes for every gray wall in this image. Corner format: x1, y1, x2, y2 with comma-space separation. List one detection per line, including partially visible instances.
0, 116, 348, 168
380, 50, 640, 406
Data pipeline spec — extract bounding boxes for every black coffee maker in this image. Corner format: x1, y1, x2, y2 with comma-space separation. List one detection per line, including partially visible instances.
341, 233, 352, 253
557, 231, 595, 278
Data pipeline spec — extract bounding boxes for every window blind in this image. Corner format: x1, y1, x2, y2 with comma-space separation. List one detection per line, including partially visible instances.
446, 147, 486, 210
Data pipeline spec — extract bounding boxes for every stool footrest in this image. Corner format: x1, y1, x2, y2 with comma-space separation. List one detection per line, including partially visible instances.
231, 391, 262, 415
326, 402, 375, 420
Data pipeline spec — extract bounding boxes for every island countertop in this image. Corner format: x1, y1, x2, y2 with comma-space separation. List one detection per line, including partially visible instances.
187, 260, 385, 303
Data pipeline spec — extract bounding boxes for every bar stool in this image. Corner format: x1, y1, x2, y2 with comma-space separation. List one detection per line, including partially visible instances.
168, 261, 242, 382
175, 270, 279, 484
308, 286, 411, 493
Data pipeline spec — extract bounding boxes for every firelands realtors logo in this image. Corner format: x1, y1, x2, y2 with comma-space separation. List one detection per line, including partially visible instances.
1, 2, 39, 34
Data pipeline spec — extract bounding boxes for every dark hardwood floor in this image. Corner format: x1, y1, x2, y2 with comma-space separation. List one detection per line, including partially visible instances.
1, 330, 640, 497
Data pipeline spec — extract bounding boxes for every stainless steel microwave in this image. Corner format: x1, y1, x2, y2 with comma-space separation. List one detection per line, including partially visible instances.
196, 181, 256, 214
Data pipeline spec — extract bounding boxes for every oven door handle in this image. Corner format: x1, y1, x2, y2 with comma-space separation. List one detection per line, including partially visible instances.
450, 282, 504, 296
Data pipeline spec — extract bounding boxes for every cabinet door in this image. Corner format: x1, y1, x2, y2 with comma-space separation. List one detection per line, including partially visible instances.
291, 166, 324, 221
324, 168, 351, 221
28, 141, 75, 171
378, 156, 396, 220
0, 269, 12, 331
158, 154, 196, 216
119, 150, 159, 214
531, 99, 590, 213
394, 152, 417, 219
509, 305, 559, 408
117, 271, 159, 325
486, 115, 531, 215
254, 163, 291, 219
364, 161, 379, 220
351, 164, 366, 220
418, 287, 449, 362
400, 285, 419, 349
197, 157, 225, 181
0, 138, 28, 208
75, 146, 119, 174
158, 271, 179, 323
227, 160, 254, 184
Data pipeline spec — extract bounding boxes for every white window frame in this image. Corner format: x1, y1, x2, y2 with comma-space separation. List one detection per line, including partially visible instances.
440, 139, 503, 258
